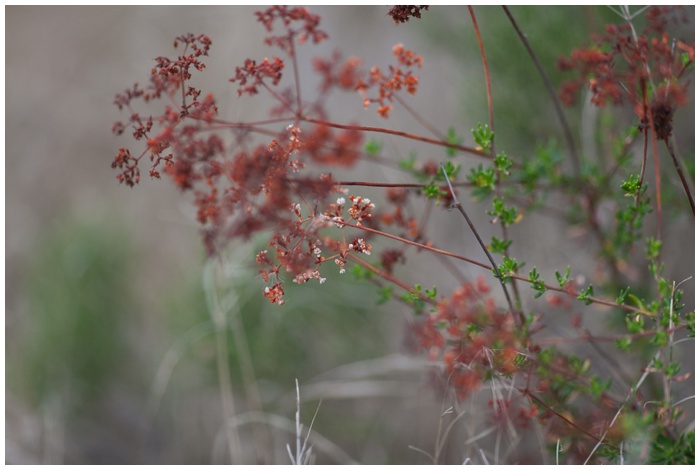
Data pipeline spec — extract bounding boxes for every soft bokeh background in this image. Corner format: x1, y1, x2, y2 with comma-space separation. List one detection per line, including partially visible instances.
6, 6, 694, 464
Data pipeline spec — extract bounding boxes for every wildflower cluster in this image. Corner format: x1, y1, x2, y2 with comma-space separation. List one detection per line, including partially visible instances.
356, 43, 423, 118
414, 277, 521, 400
111, 7, 694, 463
388, 5, 429, 25
558, 6, 693, 141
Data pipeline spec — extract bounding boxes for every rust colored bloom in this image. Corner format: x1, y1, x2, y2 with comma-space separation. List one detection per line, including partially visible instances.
356, 44, 423, 118
388, 5, 429, 24
558, 7, 692, 139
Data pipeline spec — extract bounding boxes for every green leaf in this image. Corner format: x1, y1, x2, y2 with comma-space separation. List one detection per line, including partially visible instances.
577, 284, 594, 305
616, 287, 630, 304
422, 180, 446, 200
487, 196, 519, 226
494, 151, 512, 176
615, 336, 632, 351
686, 311, 695, 337
376, 285, 393, 305
528, 267, 546, 299
620, 174, 644, 196
489, 236, 512, 254
664, 361, 681, 377
645, 237, 662, 260
555, 265, 571, 287
651, 331, 668, 347
625, 315, 644, 334
364, 138, 383, 158
471, 122, 494, 150
588, 376, 611, 398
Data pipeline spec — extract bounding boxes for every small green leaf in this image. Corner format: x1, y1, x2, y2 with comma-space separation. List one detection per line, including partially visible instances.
489, 236, 512, 254
616, 287, 630, 304
651, 331, 669, 347
376, 285, 393, 305
625, 315, 644, 334
555, 266, 571, 287
577, 284, 594, 305
494, 152, 512, 176
615, 336, 632, 351
645, 237, 662, 260
471, 122, 494, 150
422, 180, 447, 200
664, 361, 681, 377
620, 174, 644, 196
685, 311, 695, 337
364, 138, 383, 158
589, 376, 612, 398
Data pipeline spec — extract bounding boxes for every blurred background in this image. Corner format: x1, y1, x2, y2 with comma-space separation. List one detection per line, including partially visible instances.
5, 6, 694, 464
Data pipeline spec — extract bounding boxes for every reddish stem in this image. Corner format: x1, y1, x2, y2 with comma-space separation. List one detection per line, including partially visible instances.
301, 117, 489, 159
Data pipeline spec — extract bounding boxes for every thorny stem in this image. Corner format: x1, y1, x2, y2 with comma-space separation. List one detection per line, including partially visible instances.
439, 164, 521, 326
502, 6, 580, 174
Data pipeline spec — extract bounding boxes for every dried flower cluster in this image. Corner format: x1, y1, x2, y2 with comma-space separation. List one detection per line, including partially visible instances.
111, 8, 694, 460
388, 5, 429, 24
414, 277, 521, 399
111, 7, 426, 306
558, 6, 693, 140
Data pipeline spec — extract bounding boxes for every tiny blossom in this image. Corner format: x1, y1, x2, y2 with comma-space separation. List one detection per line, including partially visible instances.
337, 197, 346, 205
335, 257, 346, 274
350, 237, 372, 255
347, 194, 376, 223
263, 282, 285, 305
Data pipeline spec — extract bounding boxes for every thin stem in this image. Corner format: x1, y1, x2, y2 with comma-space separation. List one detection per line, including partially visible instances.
213, 313, 242, 463
664, 138, 695, 214
289, 33, 303, 115
334, 218, 653, 317
470, 6, 523, 312
348, 253, 438, 307
262, 82, 296, 115
440, 165, 521, 325
468, 6, 495, 156
395, 94, 444, 140
535, 323, 687, 345
502, 6, 580, 173
584, 349, 660, 464
648, 113, 663, 243
524, 390, 615, 450
301, 117, 489, 159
